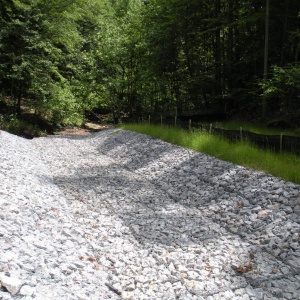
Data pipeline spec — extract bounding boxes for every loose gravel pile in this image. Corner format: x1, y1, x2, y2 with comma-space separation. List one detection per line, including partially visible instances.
0, 128, 299, 300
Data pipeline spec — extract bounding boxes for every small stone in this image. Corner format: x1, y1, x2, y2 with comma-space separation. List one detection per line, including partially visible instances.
253, 288, 264, 300
125, 283, 135, 291
274, 188, 283, 195
290, 243, 299, 251
291, 233, 299, 241
287, 256, 300, 268
284, 206, 293, 214
281, 267, 290, 275
272, 289, 284, 297
257, 210, 268, 219
136, 275, 149, 284
0, 275, 22, 295
272, 249, 281, 257
121, 291, 135, 299
0, 291, 13, 300
177, 265, 188, 273
19, 285, 35, 296
282, 293, 293, 300
77, 292, 89, 300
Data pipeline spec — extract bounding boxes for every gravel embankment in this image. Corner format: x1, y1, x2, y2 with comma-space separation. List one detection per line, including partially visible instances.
0, 128, 299, 299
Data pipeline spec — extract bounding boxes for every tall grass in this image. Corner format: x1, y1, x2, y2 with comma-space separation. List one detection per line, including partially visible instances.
121, 123, 300, 184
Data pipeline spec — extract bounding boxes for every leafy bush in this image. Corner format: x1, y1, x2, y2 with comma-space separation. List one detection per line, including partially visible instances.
38, 83, 84, 127
260, 65, 300, 121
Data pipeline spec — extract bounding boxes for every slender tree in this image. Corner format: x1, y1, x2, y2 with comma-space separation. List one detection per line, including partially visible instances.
262, 0, 270, 117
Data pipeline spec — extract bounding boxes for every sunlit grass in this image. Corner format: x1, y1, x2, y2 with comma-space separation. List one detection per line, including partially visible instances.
121, 123, 300, 184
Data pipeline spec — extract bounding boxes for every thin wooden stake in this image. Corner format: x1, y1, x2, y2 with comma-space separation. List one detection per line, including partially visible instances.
149, 115, 151, 124
189, 119, 191, 131
160, 115, 163, 126
175, 115, 177, 127
240, 127, 243, 142
209, 123, 212, 135
280, 132, 283, 153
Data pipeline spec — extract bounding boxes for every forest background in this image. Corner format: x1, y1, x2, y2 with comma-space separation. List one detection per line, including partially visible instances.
0, 0, 299, 133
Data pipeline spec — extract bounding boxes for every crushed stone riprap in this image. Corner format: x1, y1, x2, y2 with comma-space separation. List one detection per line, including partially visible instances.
0, 128, 299, 300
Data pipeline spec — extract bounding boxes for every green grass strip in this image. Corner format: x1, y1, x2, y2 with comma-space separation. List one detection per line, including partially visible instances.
121, 123, 300, 184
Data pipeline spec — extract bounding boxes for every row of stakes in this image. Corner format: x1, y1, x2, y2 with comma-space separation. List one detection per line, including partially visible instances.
146, 115, 285, 153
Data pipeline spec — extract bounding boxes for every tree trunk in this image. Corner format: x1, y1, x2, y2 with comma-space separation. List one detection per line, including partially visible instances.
280, 0, 289, 66
16, 82, 23, 116
227, 0, 234, 88
262, 0, 270, 117
16, 93, 21, 116
214, 0, 222, 96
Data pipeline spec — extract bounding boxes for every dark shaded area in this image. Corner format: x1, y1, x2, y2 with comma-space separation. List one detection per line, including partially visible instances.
178, 113, 227, 123
267, 119, 293, 129
20, 113, 55, 134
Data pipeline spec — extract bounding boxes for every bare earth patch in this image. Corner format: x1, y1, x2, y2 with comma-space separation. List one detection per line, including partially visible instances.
53, 123, 113, 136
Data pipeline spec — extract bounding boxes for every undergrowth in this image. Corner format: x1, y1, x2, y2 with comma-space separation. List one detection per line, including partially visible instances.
121, 123, 300, 184
0, 114, 46, 138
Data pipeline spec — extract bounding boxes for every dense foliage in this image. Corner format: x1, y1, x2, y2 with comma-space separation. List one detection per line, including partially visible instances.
0, 0, 299, 129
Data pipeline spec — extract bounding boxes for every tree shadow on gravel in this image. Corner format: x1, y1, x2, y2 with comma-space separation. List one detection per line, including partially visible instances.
43, 130, 300, 298
50, 165, 299, 298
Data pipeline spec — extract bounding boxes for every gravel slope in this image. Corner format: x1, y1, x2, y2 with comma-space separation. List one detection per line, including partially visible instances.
0, 128, 299, 299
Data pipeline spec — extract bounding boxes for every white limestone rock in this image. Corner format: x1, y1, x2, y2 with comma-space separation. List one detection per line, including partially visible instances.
0, 274, 22, 295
